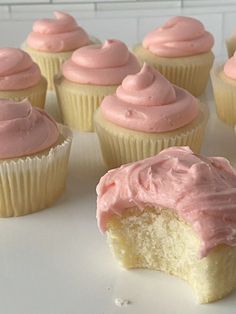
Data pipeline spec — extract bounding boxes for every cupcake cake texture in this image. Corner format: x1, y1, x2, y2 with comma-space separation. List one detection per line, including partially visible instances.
23, 11, 98, 90
211, 53, 236, 125
55, 39, 141, 131
0, 48, 47, 108
133, 16, 214, 96
94, 64, 208, 169
97, 146, 236, 303
0, 98, 72, 217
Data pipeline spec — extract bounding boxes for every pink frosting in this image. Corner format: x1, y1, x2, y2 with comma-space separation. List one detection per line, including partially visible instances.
0, 48, 41, 91
223, 52, 236, 79
100, 64, 199, 133
62, 39, 141, 85
0, 99, 59, 159
143, 16, 214, 57
27, 11, 90, 52
97, 146, 236, 258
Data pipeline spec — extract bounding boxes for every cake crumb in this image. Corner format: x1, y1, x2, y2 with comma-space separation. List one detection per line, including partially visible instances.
114, 298, 131, 307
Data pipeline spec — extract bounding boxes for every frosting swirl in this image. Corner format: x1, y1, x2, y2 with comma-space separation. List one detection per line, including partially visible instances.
0, 99, 59, 159
143, 16, 214, 57
27, 11, 90, 52
0, 48, 41, 91
100, 64, 199, 133
62, 39, 141, 85
97, 146, 236, 258
223, 52, 236, 79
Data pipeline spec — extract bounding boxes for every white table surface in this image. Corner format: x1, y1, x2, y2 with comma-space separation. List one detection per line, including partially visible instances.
0, 86, 236, 314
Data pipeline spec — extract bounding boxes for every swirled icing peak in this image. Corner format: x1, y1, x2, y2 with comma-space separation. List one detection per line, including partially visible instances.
0, 48, 41, 91
27, 11, 90, 52
62, 39, 141, 85
143, 16, 214, 57
97, 146, 236, 258
100, 64, 199, 132
0, 99, 59, 159
223, 52, 236, 79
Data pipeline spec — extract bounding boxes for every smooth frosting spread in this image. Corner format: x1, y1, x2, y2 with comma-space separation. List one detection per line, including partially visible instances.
62, 39, 141, 85
0, 48, 41, 91
97, 146, 236, 258
0, 99, 59, 159
27, 11, 90, 52
223, 52, 236, 79
143, 16, 214, 57
100, 64, 199, 133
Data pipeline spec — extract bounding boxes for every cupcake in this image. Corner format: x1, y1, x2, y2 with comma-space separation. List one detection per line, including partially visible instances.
133, 16, 214, 96
94, 64, 208, 169
55, 39, 141, 132
211, 53, 236, 125
23, 11, 98, 90
97, 146, 236, 303
0, 48, 47, 108
0, 98, 72, 217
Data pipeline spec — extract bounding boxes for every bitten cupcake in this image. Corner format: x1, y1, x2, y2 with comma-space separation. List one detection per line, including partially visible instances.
23, 11, 98, 90
0, 48, 47, 108
55, 39, 141, 132
0, 98, 72, 217
211, 53, 236, 125
97, 146, 236, 303
133, 16, 214, 96
94, 64, 208, 169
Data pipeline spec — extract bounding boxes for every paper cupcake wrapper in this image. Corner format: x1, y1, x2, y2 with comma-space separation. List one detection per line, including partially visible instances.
226, 37, 236, 58
54, 76, 117, 132
0, 124, 72, 217
0, 77, 47, 109
133, 45, 214, 97
95, 107, 208, 169
211, 66, 236, 125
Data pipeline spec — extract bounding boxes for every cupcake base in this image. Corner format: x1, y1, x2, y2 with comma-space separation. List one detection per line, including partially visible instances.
133, 44, 214, 97
94, 104, 208, 169
211, 65, 236, 126
54, 75, 117, 132
0, 124, 72, 217
226, 37, 236, 58
0, 77, 47, 109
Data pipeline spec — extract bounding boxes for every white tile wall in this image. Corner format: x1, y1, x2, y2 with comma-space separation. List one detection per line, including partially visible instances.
0, 0, 236, 58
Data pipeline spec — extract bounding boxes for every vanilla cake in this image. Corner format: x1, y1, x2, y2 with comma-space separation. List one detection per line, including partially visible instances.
96, 147, 236, 303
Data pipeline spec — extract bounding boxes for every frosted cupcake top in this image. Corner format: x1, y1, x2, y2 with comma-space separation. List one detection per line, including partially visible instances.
0, 48, 41, 91
62, 39, 141, 85
100, 64, 199, 133
143, 16, 214, 57
27, 11, 90, 52
97, 146, 236, 258
0, 99, 59, 159
223, 52, 236, 79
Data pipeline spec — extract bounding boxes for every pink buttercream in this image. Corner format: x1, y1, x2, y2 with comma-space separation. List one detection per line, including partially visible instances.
27, 11, 90, 52
100, 64, 199, 133
62, 39, 141, 85
0, 48, 41, 91
223, 52, 236, 79
97, 146, 236, 258
0, 99, 59, 159
143, 16, 214, 57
